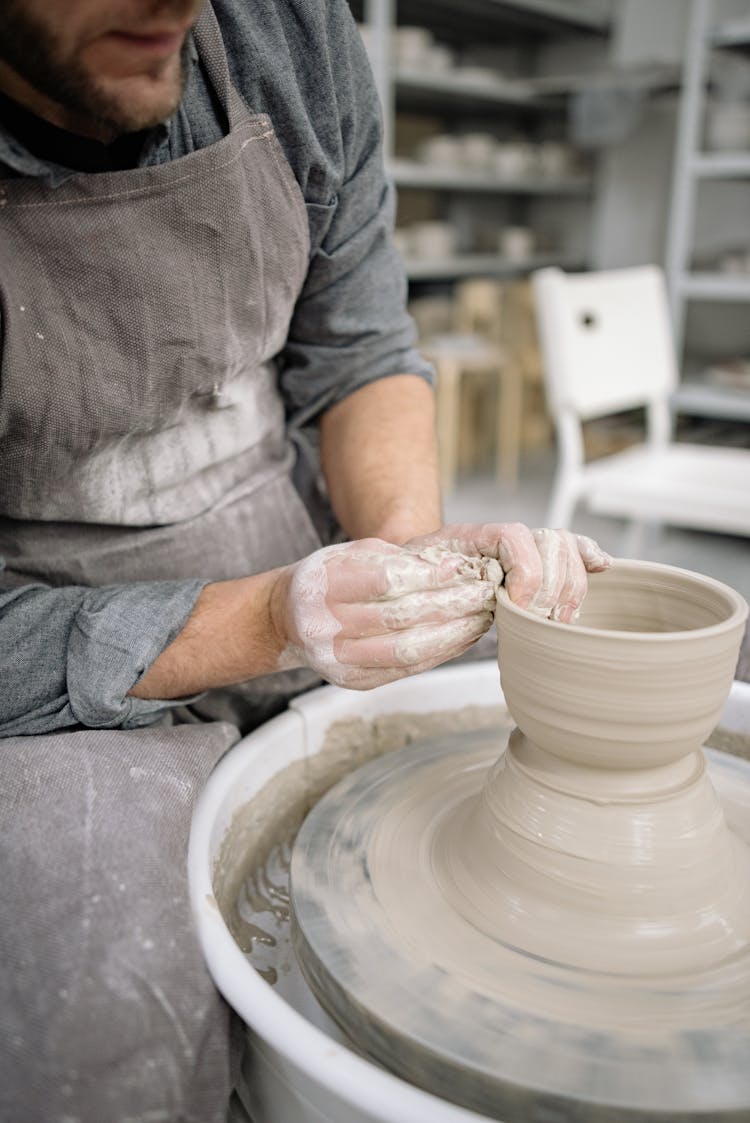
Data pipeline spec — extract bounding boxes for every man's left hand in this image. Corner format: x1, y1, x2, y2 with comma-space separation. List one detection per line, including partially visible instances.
405, 523, 612, 624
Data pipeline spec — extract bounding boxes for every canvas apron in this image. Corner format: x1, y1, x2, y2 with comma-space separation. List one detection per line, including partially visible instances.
0, 9, 333, 1116
0, 3, 325, 728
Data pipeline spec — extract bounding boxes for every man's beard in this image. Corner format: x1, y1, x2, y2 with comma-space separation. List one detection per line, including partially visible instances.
0, 2, 192, 137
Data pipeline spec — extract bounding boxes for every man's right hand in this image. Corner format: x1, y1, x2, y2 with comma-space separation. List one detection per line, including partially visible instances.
271, 538, 497, 690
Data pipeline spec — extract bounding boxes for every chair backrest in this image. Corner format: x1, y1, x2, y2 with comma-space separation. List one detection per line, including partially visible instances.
532, 265, 679, 422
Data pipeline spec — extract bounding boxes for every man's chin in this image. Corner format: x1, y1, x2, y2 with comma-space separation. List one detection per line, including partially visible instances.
89, 72, 184, 136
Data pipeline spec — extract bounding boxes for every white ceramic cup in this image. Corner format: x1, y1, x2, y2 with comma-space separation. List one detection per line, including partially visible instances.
493, 141, 534, 180
393, 25, 433, 69
391, 228, 413, 259
706, 100, 750, 151
459, 132, 497, 171
537, 141, 571, 180
409, 221, 457, 260
499, 225, 535, 262
426, 43, 454, 72
416, 134, 464, 167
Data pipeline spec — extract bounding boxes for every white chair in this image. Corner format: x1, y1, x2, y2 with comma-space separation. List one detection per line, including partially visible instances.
532, 264, 750, 544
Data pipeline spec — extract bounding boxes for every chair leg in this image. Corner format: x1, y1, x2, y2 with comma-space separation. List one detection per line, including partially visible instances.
621, 519, 662, 559
547, 475, 579, 529
435, 360, 461, 496
496, 360, 522, 489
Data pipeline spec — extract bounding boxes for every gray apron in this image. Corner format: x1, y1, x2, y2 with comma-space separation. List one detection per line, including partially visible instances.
0, 3, 324, 728
0, 8, 332, 1120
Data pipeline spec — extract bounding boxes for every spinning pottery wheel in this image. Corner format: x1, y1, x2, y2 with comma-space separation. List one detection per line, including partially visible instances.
291, 561, 750, 1122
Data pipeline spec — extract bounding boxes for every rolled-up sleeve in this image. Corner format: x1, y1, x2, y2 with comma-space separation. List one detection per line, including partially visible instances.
277, 11, 433, 428
0, 579, 206, 737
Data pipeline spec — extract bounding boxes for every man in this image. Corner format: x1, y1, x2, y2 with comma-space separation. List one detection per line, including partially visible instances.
0, 2, 610, 1120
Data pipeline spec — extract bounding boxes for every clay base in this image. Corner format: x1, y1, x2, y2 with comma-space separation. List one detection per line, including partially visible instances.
291, 727, 750, 1122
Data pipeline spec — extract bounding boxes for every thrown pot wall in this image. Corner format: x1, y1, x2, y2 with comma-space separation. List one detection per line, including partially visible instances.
496, 559, 748, 769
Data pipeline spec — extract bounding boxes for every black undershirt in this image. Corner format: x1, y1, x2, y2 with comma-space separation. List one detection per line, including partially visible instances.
0, 90, 148, 173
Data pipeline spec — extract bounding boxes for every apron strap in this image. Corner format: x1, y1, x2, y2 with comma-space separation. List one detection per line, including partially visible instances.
192, 2, 251, 130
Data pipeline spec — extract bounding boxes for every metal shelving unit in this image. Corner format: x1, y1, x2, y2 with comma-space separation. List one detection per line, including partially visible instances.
664, 0, 750, 422
361, 0, 610, 286
362, 0, 610, 154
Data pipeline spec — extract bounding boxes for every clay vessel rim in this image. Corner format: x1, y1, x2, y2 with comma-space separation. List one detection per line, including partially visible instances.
497, 557, 748, 641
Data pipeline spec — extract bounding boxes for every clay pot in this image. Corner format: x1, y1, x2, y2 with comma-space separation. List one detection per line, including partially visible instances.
496, 559, 748, 769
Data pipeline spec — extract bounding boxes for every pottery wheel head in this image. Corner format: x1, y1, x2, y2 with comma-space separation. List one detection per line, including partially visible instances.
291, 726, 750, 1121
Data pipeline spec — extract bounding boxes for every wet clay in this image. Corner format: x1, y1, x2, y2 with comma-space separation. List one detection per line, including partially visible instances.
213, 703, 509, 953
290, 561, 750, 1120
225, 721, 750, 985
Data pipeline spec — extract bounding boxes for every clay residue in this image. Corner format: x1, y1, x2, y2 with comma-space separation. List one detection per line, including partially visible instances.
213, 704, 509, 952
291, 730, 750, 1121
708, 724, 750, 761
215, 704, 750, 971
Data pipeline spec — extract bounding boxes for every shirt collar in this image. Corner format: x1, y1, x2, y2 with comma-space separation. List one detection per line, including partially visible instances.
0, 118, 171, 186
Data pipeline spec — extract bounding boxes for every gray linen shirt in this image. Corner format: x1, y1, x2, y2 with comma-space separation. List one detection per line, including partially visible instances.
0, 0, 432, 736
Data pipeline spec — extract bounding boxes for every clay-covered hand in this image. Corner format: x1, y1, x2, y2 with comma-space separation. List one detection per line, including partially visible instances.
405, 523, 612, 624
274, 538, 498, 689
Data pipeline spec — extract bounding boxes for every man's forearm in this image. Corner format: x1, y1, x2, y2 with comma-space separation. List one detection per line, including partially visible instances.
129, 567, 291, 700
319, 374, 442, 544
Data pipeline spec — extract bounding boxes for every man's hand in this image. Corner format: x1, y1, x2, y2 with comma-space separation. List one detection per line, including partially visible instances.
406, 523, 612, 624
272, 538, 497, 690
130, 525, 611, 703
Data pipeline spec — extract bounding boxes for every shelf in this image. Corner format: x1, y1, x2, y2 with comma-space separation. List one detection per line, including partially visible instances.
393, 63, 678, 112
711, 18, 750, 50
388, 159, 591, 194
692, 153, 750, 178
679, 273, 750, 301
672, 382, 750, 423
490, 0, 611, 31
394, 68, 540, 111
522, 62, 680, 96
404, 252, 583, 280
378, 0, 611, 46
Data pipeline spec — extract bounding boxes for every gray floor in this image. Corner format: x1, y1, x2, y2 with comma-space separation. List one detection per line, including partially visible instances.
444, 447, 750, 604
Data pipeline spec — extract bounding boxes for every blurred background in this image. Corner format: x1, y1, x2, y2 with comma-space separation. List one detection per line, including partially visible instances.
350, 0, 750, 601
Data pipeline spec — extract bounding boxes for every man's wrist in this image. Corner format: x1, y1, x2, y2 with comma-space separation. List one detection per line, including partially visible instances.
268, 564, 295, 661
371, 510, 442, 546
130, 566, 295, 699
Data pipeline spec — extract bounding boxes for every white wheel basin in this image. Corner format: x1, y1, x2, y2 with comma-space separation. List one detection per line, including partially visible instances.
188, 661, 750, 1123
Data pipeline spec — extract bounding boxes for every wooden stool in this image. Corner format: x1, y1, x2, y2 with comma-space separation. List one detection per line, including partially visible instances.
420, 280, 523, 494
